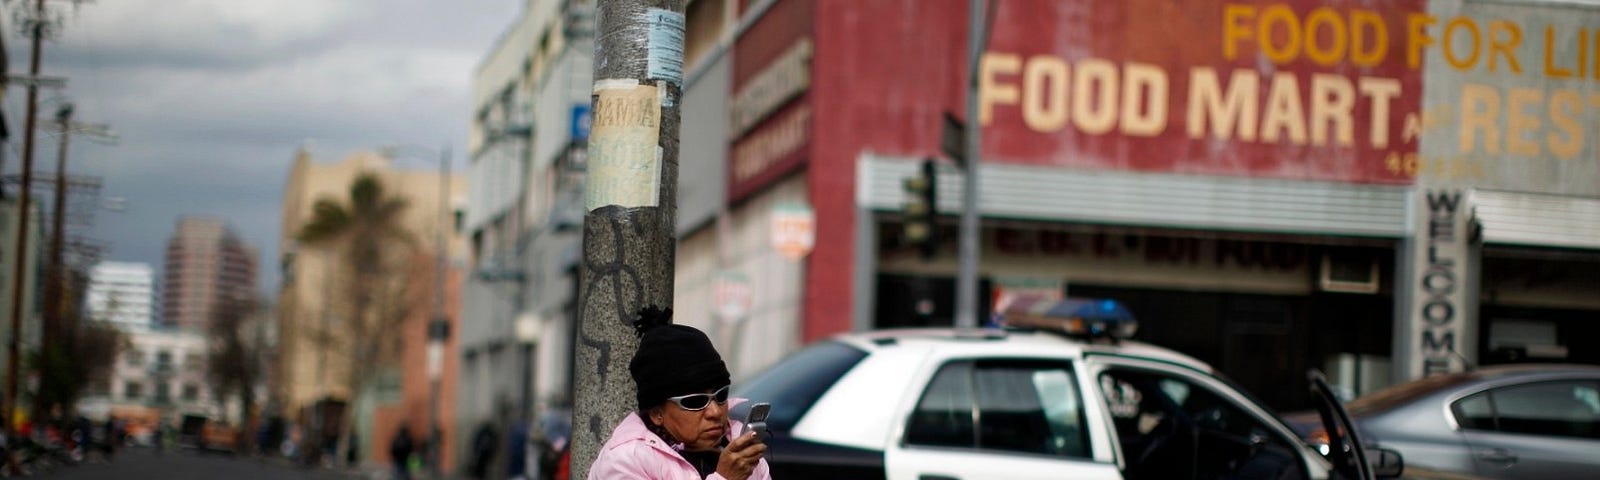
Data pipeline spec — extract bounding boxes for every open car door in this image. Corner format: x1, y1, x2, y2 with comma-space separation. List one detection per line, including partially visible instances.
1308, 370, 1403, 480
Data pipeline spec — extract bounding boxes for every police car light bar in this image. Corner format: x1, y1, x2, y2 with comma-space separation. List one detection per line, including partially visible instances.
998, 295, 1138, 340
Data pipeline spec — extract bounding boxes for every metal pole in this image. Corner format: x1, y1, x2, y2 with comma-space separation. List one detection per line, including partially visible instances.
6, 1, 48, 471
428, 145, 450, 479
955, 0, 991, 329
574, 1, 683, 477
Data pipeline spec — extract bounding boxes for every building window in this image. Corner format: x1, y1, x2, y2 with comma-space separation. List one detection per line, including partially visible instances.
154, 382, 171, 404
127, 350, 144, 367
182, 383, 200, 402
155, 350, 174, 375
125, 382, 143, 400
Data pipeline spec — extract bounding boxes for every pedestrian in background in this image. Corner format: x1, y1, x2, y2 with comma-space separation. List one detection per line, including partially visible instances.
508, 418, 529, 480
588, 308, 770, 480
101, 416, 117, 462
389, 425, 414, 480
470, 422, 497, 479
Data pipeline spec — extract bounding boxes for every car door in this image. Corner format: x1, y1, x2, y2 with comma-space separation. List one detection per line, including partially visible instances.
884, 359, 1122, 480
1453, 380, 1600, 480
1085, 357, 1323, 480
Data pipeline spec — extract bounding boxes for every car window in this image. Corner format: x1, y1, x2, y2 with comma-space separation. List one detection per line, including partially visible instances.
904, 359, 1091, 459
1452, 391, 1496, 430
1466, 381, 1600, 439
734, 341, 868, 431
1100, 368, 1306, 480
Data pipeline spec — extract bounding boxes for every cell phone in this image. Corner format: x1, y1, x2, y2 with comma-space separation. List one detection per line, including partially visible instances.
741, 402, 770, 443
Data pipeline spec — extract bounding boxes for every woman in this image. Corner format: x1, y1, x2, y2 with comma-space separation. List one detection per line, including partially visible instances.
589, 308, 771, 480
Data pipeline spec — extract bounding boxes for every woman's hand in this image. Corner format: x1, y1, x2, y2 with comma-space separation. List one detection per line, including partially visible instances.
715, 431, 767, 480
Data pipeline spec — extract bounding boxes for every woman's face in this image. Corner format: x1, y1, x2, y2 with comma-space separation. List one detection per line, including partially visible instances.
651, 388, 729, 451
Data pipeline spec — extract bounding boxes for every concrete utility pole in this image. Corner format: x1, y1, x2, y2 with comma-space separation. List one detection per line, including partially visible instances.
955, 0, 995, 329
573, 0, 684, 477
7, 0, 49, 471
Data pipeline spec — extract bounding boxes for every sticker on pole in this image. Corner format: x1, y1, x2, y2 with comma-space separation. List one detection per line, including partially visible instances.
587, 81, 661, 211
646, 8, 685, 86
770, 201, 815, 261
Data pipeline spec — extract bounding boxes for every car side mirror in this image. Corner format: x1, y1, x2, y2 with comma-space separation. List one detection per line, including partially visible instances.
1369, 448, 1404, 479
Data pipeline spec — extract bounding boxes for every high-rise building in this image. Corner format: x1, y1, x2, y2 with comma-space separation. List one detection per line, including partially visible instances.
162, 216, 257, 331
87, 261, 158, 330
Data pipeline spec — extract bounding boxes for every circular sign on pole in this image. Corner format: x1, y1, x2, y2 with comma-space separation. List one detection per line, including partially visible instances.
712, 270, 753, 321
770, 201, 815, 261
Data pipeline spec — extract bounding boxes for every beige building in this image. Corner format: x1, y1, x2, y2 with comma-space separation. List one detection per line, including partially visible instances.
274, 148, 467, 426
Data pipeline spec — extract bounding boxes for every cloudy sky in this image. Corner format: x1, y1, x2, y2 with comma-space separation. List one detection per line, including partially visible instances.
4, 0, 524, 294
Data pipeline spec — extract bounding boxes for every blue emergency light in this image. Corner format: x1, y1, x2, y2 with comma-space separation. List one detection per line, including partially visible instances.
998, 296, 1138, 341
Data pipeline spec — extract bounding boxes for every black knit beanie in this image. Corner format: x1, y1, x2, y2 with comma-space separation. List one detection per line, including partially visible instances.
629, 307, 731, 411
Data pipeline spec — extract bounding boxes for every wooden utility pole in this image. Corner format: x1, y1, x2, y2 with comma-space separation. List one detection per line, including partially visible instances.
7, 1, 49, 471
41, 103, 71, 363
572, 0, 684, 477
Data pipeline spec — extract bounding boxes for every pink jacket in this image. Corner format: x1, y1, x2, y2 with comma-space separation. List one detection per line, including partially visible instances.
588, 411, 773, 480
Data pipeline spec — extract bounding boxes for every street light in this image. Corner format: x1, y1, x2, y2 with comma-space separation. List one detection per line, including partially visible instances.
380, 144, 452, 479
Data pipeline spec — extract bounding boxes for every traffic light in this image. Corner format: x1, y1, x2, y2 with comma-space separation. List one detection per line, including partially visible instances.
902, 159, 938, 259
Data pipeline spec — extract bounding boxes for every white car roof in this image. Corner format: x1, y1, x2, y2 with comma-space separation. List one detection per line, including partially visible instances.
832, 327, 1215, 374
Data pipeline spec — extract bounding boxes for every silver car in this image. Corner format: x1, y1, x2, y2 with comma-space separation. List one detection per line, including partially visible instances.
1287, 364, 1600, 480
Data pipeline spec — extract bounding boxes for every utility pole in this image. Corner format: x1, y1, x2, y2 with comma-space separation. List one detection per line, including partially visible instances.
7, 0, 49, 471
34, 100, 112, 421
573, 0, 684, 477
955, 0, 995, 329
41, 103, 71, 366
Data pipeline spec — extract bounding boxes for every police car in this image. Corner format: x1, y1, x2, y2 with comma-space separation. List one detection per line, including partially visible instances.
730, 297, 1397, 480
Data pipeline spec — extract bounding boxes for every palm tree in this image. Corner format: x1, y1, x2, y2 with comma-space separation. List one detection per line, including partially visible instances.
296, 173, 417, 465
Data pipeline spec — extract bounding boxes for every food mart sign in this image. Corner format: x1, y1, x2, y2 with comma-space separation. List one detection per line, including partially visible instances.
974, 0, 1599, 195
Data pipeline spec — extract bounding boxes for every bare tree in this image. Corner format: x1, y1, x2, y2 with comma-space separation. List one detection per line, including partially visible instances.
208, 295, 270, 450
34, 267, 123, 417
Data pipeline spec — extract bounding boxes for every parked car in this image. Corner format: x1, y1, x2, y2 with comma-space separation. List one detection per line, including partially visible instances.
730, 297, 1398, 480
1285, 364, 1600, 480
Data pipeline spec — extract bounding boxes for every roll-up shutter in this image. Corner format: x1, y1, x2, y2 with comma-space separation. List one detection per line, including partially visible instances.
1474, 190, 1600, 250
860, 154, 1408, 238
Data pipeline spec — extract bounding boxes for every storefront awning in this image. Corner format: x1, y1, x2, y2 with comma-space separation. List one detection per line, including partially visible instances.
1474, 190, 1600, 251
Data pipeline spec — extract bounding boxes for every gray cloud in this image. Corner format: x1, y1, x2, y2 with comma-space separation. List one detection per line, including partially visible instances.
4, 0, 522, 295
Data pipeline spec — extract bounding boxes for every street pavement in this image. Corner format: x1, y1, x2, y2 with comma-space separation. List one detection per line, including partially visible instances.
32, 447, 380, 480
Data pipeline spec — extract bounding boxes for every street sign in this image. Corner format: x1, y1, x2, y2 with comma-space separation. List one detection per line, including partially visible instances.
712, 270, 753, 321
571, 104, 593, 141
770, 201, 815, 261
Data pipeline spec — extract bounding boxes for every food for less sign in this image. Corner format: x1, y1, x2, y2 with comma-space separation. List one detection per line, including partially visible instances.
977, 0, 1599, 194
